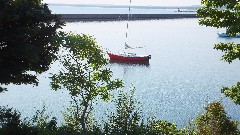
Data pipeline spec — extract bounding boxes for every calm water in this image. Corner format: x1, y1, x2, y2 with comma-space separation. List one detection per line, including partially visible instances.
1, 18, 240, 128
49, 5, 196, 14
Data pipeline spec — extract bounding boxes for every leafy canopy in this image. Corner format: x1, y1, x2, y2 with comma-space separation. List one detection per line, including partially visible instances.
0, 0, 64, 86
197, 0, 240, 105
198, 0, 240, 35
196, 102, 239, 135
51, 32, 122, 101
51, 32, 123, 134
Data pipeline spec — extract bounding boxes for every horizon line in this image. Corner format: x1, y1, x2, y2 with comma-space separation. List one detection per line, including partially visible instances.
47, 3, 201, 8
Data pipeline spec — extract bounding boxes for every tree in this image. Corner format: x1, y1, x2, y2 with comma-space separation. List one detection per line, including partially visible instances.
104, 88, 144, 135
51, 32, 123, 135
197, 0, 240, 105
195, 102, 239, 135
0, 0, 64, 89
103, 87, 187, 135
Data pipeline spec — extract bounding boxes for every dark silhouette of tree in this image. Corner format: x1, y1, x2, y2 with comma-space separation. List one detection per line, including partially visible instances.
0, 0, 64, 89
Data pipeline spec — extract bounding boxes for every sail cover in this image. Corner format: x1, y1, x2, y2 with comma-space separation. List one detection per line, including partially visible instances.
125, 43, 134, 49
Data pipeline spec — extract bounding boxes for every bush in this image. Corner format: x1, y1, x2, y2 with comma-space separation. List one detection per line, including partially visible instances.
103, 88, 186, 135
195, 101, 239, 135
0, 106, 21, 135
146, 119, 187, 135
103, 89, 144, 135
0, 106, 66, 135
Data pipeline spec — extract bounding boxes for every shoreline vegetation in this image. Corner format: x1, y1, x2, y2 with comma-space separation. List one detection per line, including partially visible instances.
59, 14, 198, 22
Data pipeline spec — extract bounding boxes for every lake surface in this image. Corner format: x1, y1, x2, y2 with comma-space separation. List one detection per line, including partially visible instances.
49, 5, 196, 14
1, 18, 240, 128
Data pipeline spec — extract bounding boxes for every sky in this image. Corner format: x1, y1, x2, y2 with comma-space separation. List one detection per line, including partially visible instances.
42, 0, 201, 6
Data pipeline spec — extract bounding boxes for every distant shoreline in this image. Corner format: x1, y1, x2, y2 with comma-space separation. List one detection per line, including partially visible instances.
59, 14, 199, 22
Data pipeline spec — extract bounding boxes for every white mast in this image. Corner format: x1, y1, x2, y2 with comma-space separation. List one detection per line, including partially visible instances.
125, 0, 132, 50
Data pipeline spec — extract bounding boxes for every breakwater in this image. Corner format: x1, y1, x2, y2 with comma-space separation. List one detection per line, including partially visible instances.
59, 14, 198, 21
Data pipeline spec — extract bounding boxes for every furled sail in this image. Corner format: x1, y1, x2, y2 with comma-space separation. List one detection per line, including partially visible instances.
125, 43, 134, 49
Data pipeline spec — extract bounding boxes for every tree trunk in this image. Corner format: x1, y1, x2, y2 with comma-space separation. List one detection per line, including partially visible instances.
81, 117, 86, 135
80, 102, 88, 135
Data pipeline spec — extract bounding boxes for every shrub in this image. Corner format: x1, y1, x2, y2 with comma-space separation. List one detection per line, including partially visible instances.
103, 88, 186, 135
195, 101, 239, 135
0, 106, 21, 135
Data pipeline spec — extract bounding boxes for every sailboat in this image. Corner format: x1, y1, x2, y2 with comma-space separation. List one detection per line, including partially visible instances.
217, 29, 240, 37
107, 0, 151, 64
217, 32, 240, 37
217, 32, 228, 37
107, 49, 151, 63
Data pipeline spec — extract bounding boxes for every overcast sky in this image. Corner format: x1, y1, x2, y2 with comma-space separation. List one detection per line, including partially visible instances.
43, 0, 201, 6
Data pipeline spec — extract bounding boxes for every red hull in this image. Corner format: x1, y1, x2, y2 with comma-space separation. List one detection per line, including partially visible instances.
107, 52, 151, 62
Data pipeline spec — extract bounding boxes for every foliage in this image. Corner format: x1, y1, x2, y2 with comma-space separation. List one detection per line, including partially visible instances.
147, 120, 187, 135
0, 87, 7, 93
104, 88, 144, 135
221, 82, 240, 105
195, 102, 239, 135
197, 0, 240, 35
62, 100, 96, 133
197, 0, 240, 105
0, 106, 21, 135
6, 91, 239, 135
51, 32, 123, 135
103, 88, 186, 135
214, 42, 240, 63
197, 0, 240, 63
0, 0, 64, 88
31, 105, 58, 132
0, 106, 73, 135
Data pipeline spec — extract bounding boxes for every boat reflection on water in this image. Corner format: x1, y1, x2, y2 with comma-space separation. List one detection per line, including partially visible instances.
109, 59, 150, 66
